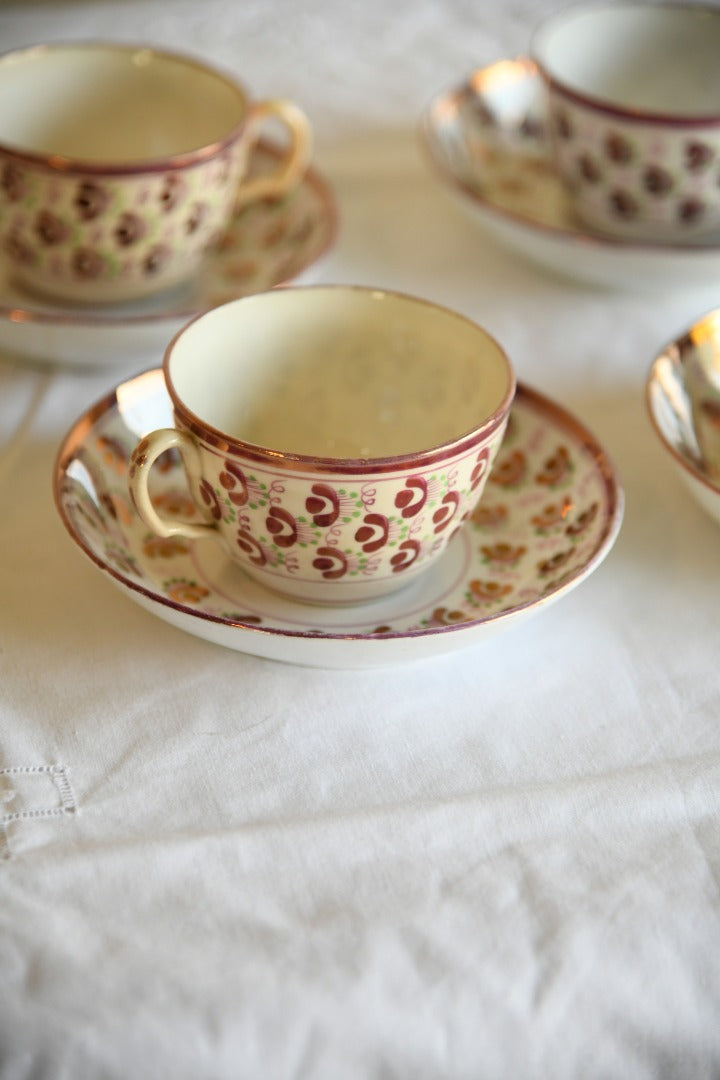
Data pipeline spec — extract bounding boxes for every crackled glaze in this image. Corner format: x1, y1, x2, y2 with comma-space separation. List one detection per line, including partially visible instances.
54, 369, 623, 666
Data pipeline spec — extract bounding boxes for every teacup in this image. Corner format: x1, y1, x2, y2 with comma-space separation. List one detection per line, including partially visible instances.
531, 3, 720, 242
0, 43, 311, 303
128, 286, 515, 605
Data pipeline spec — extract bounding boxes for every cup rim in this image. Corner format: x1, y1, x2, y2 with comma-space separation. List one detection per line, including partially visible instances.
0, 41, 251, 175
531, 1, 720, 128
162, 285, 517, 476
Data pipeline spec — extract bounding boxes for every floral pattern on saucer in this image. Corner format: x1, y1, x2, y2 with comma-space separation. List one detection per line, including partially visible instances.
55, 369, 623, 667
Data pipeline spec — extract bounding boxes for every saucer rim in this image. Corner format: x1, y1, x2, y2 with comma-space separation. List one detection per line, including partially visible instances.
53, 368, 625, 647
646, 321, 720, 497
421, 57, 720, 257
0, 139, 338, 330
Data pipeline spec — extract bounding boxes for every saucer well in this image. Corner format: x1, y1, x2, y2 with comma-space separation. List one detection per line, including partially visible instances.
421, 58, 720, 292
647, 308, 720, 526
54, 369, 623, 668
0, 142, 337, 368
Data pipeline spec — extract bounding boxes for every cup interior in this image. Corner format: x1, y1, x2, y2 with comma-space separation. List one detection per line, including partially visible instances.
0, 44, 248, 163
166, 287, 514, 461
532, 3, 720, 117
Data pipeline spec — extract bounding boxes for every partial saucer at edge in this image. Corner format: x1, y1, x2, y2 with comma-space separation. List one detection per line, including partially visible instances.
647, 307, 720, 526
54, 369, 624, 669
0, 142, 337, 368
421, 58, 720, 292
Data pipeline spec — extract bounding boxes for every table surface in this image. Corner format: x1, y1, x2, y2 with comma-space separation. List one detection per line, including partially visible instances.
2, 2, 719, 1078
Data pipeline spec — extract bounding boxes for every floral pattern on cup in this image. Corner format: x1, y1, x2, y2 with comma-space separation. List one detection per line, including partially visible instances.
0, 147, 244, 301
549, 98, 720, 240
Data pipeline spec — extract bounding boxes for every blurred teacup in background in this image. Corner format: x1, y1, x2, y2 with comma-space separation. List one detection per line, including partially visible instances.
0, 43, 311, 303
532, 3, 720, 243
128, 286, 516, 606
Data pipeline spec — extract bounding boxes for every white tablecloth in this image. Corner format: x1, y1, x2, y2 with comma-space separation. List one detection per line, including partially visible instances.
2, 2, 719, 1077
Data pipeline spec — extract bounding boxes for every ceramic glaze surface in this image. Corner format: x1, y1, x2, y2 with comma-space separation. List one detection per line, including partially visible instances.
54, 370, 623, 667
167, 288, 510, 457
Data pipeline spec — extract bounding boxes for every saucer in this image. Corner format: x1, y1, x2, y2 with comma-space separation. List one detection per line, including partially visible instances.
54, 369, 624, 668
421, 58, 720, 292
0, 142, 337, 368
647, 308, 720, 526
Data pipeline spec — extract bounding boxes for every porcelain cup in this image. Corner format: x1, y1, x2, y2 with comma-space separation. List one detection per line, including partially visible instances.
0, 43, 312, 303
531, 3, 720, 242
128, 285, 516, 605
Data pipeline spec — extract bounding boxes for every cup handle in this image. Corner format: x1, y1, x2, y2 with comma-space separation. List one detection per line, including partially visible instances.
234, 98, 312, 210
129, 428, 216, 542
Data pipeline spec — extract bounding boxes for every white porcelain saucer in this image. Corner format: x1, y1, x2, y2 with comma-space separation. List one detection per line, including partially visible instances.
54, 368, 624, 668
0, 143, 337, 368
421, 58, 720, 292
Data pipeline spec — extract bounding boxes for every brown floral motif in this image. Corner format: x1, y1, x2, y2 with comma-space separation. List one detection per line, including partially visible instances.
1, 163, 26, 201
394, 477, 428, 518
390, 539, 421, 574
306, 483, 340, 527
106, 544, 140, 576
266, 505, 298, 548
115, 212, 147, 247
5, 231, 36, 265
355, 513, 389, 553
432, 491, 460, 534
236, 529, 266, 566
128, 438, 150, 480
313, 546, 348, 579
468, 579, 513, 602
143, 244, 171, 275
73, 247, 106, 279
185, 202, 207, 234
553, 108, 573, 140
75, 181, 110, 221
480, 542, 526, 564
165, 579, 210, 604
199, 478, 222, 521
578, 153, 602, 184
490, 449, 526, 487
470, 447, 491, 491
609, 189, 639, 219
536, 445, 572, 487
685, 141, 714, 172
154, 490, 197, 518
604, 133, 633, 164
159, 174, 185, 212
538, 549, 573, 576
678, 198, 705, 224
35, 211, 70, 246
531, 495, 573, 530
219, 462, 249, 506
426, 606, 471, 627
96, 434, 128, 474
643, 165, 674, 196
143, 535, 190, 558
470, 502, 508, 528
566, 501, 598, 537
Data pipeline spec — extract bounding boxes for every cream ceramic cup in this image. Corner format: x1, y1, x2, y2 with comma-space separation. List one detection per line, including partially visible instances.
128, 286, 515, 605
0, 43, 311, 303
531, 3, 720, 242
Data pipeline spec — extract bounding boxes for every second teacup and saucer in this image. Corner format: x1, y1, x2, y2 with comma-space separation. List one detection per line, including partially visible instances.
0, 42, 338, 368
53, 287, 623, 668
421, 4, 720, 293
